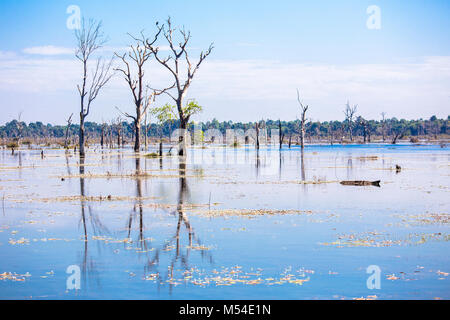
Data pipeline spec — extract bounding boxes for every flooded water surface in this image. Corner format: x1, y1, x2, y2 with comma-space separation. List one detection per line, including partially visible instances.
0, 144, 449, 299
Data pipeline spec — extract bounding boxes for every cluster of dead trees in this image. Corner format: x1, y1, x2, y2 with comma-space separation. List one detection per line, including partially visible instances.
2, 114, 447, 151
5, 18, 444, 156
74, 17, 213, 157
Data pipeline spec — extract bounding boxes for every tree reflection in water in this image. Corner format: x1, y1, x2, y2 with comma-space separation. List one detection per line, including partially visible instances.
78, 156, 108, 289
300, 149, 306, 181
142, 155, 213, 294
77, 152, 213, 294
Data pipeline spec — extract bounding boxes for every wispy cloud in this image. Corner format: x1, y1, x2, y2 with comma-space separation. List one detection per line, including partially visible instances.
0, 51, 449, 123
23, 45, 75, 55
0, 51, 17, 59
22, 44, 174, 56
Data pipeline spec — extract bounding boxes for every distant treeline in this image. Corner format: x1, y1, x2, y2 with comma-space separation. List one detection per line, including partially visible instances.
1, 115, 448, 142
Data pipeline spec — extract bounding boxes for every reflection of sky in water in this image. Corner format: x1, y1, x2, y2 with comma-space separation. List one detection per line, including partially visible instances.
0, 144, 449, 299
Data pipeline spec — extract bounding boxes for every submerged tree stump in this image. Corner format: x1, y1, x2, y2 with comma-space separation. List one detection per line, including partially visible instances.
340, 180, 380, 187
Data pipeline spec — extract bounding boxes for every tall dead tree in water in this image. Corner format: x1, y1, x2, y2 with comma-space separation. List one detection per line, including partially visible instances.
115, 32, 164, 152
115, 116, 127, 147
100, 122, 107, 148
296, 89, 309, 149
344, 101, 357, 142
278, 120, 285, 149
381, 112, 387, 142
15, 111, 24, 145
75, 19, 114, 157
145, 18, 213, 156
255, 121, 260, 149
64, 113, 73, 148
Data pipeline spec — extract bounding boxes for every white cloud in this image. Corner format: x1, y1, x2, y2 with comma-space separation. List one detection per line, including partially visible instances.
0, 52, 449, 123
20, 44, 178, 57
0, 51, 17, 59
23, 45, 75, 55
190, 57, 450, 120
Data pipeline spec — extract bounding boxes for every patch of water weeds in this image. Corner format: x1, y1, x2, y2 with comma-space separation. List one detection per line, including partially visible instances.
391, 212, 450, 226
321, 230, 449, 247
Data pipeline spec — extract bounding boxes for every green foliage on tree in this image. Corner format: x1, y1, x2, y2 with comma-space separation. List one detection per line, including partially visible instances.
151, 103, 176, 125
183, 100, 203, 119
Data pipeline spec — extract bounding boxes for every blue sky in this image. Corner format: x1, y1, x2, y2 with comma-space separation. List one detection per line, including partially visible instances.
0, 0, 449, 124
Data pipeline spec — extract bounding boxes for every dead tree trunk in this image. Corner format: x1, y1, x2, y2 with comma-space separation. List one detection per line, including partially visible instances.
278, 120, 285, 149
381, 112, 387, 142
145, 18, 213, 157
255, 122, 260, 150
100, 123, 106, 148
117, 122, 121, 147
344, 101, 357, 142
296, 89, 309, 149
340, 180, 380, 187
75, 19, 113, 157
79, 116, 85, 155
115, 37, 156, 153
64, 113, 73, 149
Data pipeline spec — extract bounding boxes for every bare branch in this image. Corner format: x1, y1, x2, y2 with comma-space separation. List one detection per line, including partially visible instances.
75, 18, 113, 157
143, 17, 213, 132
115, 106, 136, 121
75, 18, 107, 62
296, 89, 309, 114
114, 32, 162, 151
147, 82, 177, 101
85, 56, 114, 116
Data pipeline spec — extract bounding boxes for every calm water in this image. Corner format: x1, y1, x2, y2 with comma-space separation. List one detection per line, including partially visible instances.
0, 144, 449, 299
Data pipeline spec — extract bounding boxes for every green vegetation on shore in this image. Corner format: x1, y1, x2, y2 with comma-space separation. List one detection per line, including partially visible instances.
1, 115, 448, 145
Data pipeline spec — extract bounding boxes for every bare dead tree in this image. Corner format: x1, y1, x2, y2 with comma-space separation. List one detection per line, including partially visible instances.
114, 117, 123, 147
381, 112, 387, 142
114, 32, 165, 152
278, 119, 285, 149
293, 119, 301, 145
255, 121, 260, 150
75, 18, 114, 157
145, 17, 213, 156
15, 111, 24, 144
296, 89, 309, 149
344, 101, 357, 142
115, 88, 161, 151
100, 122, 107, 148
64, 113, 73, 149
